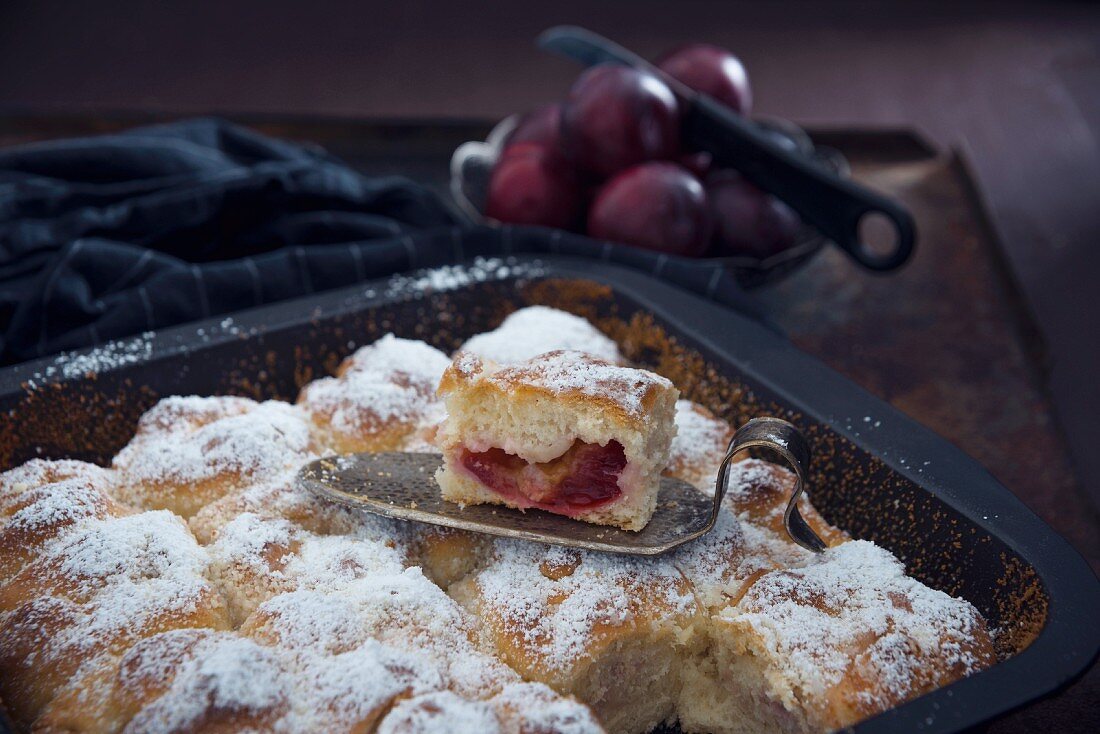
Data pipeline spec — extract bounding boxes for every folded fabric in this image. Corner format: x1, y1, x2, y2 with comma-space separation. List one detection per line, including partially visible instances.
0, 118, 755, 365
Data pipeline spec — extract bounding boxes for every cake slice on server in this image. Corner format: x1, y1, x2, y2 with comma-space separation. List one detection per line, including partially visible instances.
435, 350, 679, 531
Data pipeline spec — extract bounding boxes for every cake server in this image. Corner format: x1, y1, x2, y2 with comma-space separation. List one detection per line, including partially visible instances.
297, 416, 827, 556
536, 25, 916, 272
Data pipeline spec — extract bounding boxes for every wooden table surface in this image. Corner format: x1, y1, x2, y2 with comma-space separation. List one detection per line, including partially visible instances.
0, 112, 1095, 732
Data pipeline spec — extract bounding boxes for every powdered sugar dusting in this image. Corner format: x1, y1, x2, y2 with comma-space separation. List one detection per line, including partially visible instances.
301, 375, 438, 436
472, 540, 695, 673
723, 458, 789, 502
378, 690, 501, 734
44, 511, 209, 600
297, 642, 441, 731
332, 568, 513, 696
452, 350, 483, 375
1, 463, 122, 562
125, 635, 287, 732
667, 400, 733, 490
242, 567, 518, 701
722, 540, 994, 708
128, 394, 253, 435
482, 350, 674, 420
210, 513, 406, 591
492, 681, 605, 734
3, 478, 116, 539
461, 306, 622, 364
206, 512, 408, 623
670, 505, 809, 612
372, 257, 544, 301
299, 334, 449, 444
1, 313, 996, 732
114, 627, 448, 734
25, 332, 154, 387
670, 401, 731, 468
114, 397, 314, 491
188, 471, 391, 544
244, 588, 373, 653
340, 333, 452, 381
0, 511, 224, 688
0, 459, 115, 500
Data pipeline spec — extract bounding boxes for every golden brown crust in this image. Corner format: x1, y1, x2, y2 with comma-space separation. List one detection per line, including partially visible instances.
440, 351, 674, 430
411, 526, 491, 590
0, 463, 130, 586
452, 541, 700, 732
185, 470, 400, 546
111, 396, 317, 518
713, 540, 997, 731
297, 334, 450, 454
38, 629, 289, 734
0, 457, 230, 730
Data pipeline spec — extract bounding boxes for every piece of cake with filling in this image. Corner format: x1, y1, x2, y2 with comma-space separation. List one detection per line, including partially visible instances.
434, 350, 679, 531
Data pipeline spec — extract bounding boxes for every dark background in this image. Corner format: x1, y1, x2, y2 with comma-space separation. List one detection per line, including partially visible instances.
1, 0, 1097, 730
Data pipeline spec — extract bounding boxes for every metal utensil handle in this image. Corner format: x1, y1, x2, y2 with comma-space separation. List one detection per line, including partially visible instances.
686, 98, 916, 272
536, 25, 916, 272
714, 417, 827, 553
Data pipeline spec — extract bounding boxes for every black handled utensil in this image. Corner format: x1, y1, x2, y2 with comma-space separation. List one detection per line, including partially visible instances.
537, 25, 916, 271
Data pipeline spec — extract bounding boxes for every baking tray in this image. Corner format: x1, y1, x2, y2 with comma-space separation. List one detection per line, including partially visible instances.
0, 256, 1096, 734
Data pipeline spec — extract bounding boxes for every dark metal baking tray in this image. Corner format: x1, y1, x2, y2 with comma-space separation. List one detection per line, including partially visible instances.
0, 256, 1096, 734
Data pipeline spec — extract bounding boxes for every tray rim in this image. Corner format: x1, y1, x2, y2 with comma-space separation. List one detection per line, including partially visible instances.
0, 255, 1096, 734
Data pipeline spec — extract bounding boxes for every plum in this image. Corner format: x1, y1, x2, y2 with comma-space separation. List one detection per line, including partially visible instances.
676, 150, 713, 178
587, 162, 711, 257
706, 170, 800, 258
506, 104, 564, 151
485, 143, 580, 229
562, 64, 680, 179
657, 43, 752, 115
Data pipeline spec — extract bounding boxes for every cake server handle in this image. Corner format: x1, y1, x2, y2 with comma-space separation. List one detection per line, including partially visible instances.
714, 417, 827, 553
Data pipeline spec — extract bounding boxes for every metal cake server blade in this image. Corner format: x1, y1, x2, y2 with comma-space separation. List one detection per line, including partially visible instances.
298, 452, 713, 555
297, 417, 826, 555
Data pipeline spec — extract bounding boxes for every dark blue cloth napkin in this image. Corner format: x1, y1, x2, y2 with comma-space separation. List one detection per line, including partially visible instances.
0, 118, 755, 365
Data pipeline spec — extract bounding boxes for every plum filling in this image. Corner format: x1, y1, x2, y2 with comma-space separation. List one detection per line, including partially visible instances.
460, 440, 627, 511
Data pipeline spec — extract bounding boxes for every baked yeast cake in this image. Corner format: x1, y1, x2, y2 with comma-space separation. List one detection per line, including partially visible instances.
0, 311, 998, 734
435, 350, 679, 531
